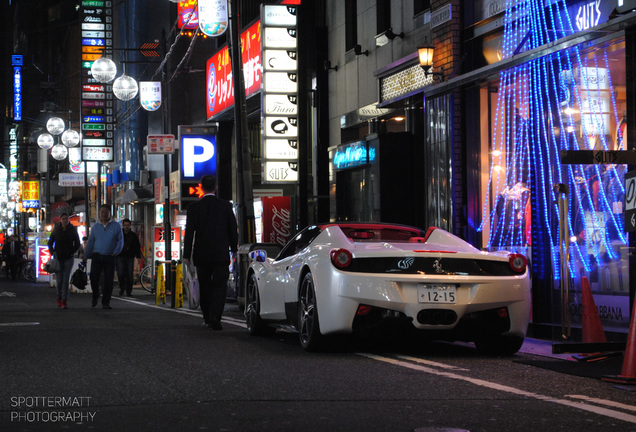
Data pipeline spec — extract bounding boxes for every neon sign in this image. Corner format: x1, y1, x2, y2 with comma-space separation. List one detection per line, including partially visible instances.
333, 141, 376, 170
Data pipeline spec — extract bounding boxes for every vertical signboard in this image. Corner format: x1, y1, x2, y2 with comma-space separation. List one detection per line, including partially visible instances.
80, 1, 114, 163
153, 227, 181, 261
21, 181, 40, 209
261, 196, 292, 246
261, 5, 299, 184
139, 81, 162, 111
12, 55, 22, 122
198, 0, 228, 37
178, 124, 219, 210
205, 20, 261, 119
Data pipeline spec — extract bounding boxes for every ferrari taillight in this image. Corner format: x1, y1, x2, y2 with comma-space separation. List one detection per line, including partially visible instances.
356, 305, 372, 316
330, 248, 352, 269
509, 253, 527, 273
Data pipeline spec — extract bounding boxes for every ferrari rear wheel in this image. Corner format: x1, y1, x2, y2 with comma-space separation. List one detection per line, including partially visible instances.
245, 273, 274, 336
298, 272, 323, 351
475, 335, 524, 356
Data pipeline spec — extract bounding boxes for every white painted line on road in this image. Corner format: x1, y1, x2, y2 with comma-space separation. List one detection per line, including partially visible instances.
0, 322, 40, 326
113, 296, 247, 328
223, 316, 247, 328
358, 353, 636, 424
395, 354, 470, 371
0, 291, 17, 297
566, 394, 636, 412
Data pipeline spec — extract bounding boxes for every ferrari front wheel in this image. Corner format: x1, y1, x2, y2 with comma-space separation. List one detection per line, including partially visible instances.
245, 273, 273, 336
298, 272, 323, 351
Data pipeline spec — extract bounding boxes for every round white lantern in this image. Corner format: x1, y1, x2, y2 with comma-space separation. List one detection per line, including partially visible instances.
113, 74, 139, 101
51, 143, 69, 161
46, 117, 65, 135
91, 57, 118, 83
61, 129, 80, 147
37, 133, 54, 149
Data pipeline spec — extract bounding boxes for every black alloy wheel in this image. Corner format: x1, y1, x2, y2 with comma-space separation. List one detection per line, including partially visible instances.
298, 272, 323, 351
245, 273, 274, 336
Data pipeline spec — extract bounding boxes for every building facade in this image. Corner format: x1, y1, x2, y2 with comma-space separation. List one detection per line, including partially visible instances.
326, 0, 636, 342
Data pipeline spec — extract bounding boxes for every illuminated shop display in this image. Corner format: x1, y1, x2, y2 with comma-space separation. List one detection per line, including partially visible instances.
478, 0, 628, 294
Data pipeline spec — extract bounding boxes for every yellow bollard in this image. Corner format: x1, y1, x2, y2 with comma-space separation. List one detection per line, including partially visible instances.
175, 263, 183, 308
155, 262, 166, 305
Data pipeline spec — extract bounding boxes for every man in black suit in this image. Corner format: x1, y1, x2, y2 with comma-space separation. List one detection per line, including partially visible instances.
183, 175, 238, 330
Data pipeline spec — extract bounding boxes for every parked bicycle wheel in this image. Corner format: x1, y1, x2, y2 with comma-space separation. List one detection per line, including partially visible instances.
140, 265, 154, 293
21, 261, 35, 282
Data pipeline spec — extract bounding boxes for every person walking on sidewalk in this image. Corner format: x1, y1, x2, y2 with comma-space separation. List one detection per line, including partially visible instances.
183, 175, 238, 330
48, 212, 81, 309
2, 235, 22, 280
117, 218, 141, 296
83, 205, 123, 309
76, 236, 87, 259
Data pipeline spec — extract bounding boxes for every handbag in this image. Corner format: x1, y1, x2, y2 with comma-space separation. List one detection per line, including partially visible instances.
183, 261, 199, 310
45, 258, 60, 273
71, 267, 88, 290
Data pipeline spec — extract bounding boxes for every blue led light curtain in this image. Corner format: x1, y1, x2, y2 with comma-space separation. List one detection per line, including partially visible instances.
479, 0, 629, 293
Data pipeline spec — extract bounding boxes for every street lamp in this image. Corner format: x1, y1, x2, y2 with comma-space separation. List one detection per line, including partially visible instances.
51, 144, 69, 161
418, 45, 444, 82
61, 129, 80, 147
37, 116, 80, 224
91, 57, 118, 83
92, 55, 139, 101
46, 117, 65, 135
37, 133, 54, 149
112, 73, 139, 100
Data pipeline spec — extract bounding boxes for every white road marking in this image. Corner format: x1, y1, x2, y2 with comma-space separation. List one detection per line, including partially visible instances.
566, 395, 636, 412
114, 296, 247, 328
395, 354, 470, 371
358, 353, 636, 424
0, 322, 40, 326
0, 291, 17, 297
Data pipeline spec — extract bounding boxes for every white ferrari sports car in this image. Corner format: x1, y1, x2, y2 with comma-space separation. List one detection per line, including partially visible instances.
245, 223, 531, 354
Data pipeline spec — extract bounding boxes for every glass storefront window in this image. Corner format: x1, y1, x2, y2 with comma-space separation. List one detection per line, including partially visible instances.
478, 36, 630, 332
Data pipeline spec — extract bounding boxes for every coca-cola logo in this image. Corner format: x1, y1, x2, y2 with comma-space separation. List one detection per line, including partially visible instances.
269, 205, 291, 246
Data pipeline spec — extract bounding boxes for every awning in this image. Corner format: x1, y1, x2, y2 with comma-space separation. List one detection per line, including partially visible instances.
116, 187, 154, 205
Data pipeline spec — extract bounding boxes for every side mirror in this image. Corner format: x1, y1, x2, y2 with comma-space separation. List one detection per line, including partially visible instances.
249, 250, 267, 263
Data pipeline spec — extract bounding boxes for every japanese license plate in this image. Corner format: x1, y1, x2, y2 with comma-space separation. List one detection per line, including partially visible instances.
417, 284, 457, 303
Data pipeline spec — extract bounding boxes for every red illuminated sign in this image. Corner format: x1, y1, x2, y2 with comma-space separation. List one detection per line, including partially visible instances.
181, 182, 204, 199
206, 20, 261, 119
178, 0, 199, 29
82, 84, 105, 92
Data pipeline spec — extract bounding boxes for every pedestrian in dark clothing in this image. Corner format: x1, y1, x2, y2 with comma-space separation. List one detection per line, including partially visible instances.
117, 218, 141, 296
2, 235, 22, 280
83, 205, 123, 309
76, 236, 87, 258
183, 175, 238, 330
48, 212, 81, 309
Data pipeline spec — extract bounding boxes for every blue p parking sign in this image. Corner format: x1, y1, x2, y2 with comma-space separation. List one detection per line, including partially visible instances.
180, 135, 217, 181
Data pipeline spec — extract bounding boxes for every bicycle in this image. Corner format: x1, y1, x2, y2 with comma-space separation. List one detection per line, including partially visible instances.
139, 264, 154, 293
19, 259, 36, 282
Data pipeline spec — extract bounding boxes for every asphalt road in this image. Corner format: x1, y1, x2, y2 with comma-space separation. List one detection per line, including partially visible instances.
2, 278, 636, 432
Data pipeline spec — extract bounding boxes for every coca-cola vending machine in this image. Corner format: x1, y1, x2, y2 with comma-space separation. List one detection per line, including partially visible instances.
261, 196, 292, 247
